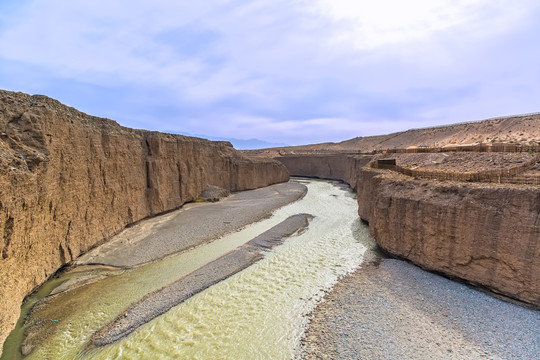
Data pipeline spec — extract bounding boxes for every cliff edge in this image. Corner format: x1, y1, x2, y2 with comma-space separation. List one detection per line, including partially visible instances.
357, 168, 540, 307
0, 90, 289, 352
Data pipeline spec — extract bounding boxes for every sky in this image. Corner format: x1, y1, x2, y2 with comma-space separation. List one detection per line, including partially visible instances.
0, 0, 539, 147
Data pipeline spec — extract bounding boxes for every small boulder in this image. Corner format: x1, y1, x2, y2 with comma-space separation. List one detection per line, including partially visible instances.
199, 185, 230, 202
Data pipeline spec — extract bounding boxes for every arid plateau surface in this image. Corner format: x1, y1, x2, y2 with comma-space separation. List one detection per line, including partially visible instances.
1, 90, 539, 359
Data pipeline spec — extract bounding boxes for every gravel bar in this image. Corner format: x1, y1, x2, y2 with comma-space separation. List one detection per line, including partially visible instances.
92, 213, 313, 346
301, 258, 540, 360
76, 182, 307, 268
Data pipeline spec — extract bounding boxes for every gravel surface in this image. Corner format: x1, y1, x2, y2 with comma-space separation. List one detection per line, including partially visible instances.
76, 182, 307, 267
377, 152, 537, 173
92, 214, 313, 346
301, 258, 540, 360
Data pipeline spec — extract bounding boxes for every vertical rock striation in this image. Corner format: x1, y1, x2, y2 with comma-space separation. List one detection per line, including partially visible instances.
358, 170, 540, 307
275, 154, 372, 187
0, 90, 289, 352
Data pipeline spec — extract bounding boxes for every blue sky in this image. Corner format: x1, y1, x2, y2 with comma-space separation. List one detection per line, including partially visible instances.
1, 0, 539, 146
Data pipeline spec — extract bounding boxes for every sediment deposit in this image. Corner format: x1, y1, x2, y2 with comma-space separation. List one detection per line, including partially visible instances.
92, 213, 313, 346
0, 90, 289, 352
75, 182, 307, 268
274, 153, 540, 307
302, 259, 540, 359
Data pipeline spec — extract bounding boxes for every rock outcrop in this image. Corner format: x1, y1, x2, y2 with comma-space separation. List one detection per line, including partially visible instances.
357, 170, 540, 307
275, 154, 540, 307
0, 90, 289, 352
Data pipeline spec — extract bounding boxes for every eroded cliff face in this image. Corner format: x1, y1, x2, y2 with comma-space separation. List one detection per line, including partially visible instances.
275, 154, 540, 307
0, 90, 289, 351
275, 155, 372, 188
359, 171, 540, 307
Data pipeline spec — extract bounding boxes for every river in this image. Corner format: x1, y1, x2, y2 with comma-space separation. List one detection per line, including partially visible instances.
2, 179, 372, 359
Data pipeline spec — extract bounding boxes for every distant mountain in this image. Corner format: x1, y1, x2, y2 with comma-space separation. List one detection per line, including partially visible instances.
165, 131, 287, 150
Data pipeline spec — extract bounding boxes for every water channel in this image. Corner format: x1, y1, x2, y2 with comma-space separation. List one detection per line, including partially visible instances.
2, 179, 373, 359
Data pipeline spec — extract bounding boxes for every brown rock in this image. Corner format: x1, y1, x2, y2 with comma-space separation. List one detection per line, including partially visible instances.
275, 154, 371, 186
199, 185, 230, 202
361, 173, 540, 307
0, 90, 289, 354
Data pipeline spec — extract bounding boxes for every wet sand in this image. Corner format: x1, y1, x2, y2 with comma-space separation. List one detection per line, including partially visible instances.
301, 257, 540, 360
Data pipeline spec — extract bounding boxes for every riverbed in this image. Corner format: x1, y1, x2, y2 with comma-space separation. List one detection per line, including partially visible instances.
2, 179, 369, 359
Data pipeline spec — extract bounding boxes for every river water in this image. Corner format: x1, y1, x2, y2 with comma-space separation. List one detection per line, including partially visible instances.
3, 179, 372, 359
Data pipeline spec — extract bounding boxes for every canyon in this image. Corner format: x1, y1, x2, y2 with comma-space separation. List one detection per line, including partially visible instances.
275, 154, 540, 307
1, 89, 539, 356
250, 116, 539, 308
0, 90, 288, 354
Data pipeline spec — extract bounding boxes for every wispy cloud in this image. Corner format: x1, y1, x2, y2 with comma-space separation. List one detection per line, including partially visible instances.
0, 0, 539, 145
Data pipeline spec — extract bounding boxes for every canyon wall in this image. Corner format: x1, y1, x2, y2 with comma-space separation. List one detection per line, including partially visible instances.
276, 155, 540, 307
0, 90, 289, 351
276, 154, 372, 189
357, 169, 540, 307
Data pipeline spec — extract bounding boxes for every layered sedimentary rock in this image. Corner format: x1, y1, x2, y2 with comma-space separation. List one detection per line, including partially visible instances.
0, 90, 289, 351
275, 154, 540, 307
357, 170, 540, 306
